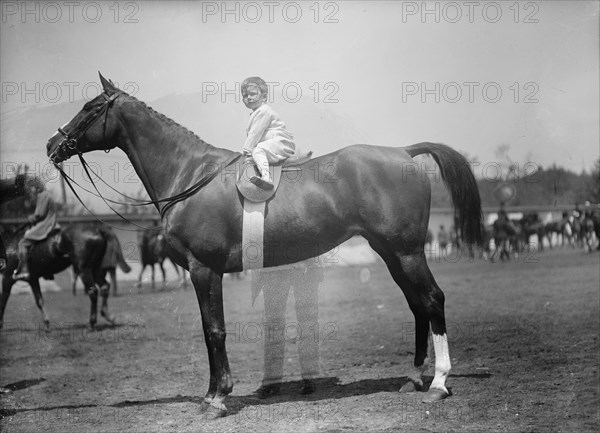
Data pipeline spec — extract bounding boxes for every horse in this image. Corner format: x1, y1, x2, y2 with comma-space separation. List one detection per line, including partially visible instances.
490, 217, 518, 262
136, 228, 186, 290
581, 209, 600, 252
519, 212, 546, 252
0, 224, 115, 329
544, 220, 563, 248
562, 213, 582, 248
72, 225, 131, 296
46, 74, 483, 417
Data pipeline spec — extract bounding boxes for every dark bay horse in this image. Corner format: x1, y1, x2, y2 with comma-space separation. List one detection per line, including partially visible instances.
491, 218, 518, 261
1, 225, 115, 329
72, 226, 131, 296
519, 212, 546, 252
544, 220, 564, 247
136, 228, 186, 290
46, 75, 483, 417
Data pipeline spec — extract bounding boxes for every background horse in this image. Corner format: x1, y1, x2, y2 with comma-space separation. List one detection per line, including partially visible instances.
136, 228, 186, 290
544, 220, 563, 248
46, 75, 483, 417
562, 214, 582, 247
72, 225, 131, 296
519, 212, 546, 252
491, 218, 517, 261
1, 224, 114, 329
581, 209, 600, 252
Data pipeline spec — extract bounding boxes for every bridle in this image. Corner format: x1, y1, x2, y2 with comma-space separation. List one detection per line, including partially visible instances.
49, 90, 241, 231
50, 92, 119, 164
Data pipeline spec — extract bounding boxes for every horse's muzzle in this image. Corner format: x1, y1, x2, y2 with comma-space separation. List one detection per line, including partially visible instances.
47, 138, 71, 164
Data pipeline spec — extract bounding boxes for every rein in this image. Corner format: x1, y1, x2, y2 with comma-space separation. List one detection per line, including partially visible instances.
51, 90, 242, 231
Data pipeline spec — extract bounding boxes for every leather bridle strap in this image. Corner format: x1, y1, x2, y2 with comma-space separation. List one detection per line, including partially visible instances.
159, 153, 241, 218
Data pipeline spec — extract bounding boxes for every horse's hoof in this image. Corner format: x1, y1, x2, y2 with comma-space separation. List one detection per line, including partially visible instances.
422, 387, 449, 403
101, 312, 116, 324
44, 320, 51, 331
399, 380, 422, 393
200, 401, 227, 419
87, 324, 97, 332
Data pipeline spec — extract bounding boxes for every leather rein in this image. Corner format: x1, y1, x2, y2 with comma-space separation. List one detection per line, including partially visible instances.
51, 91, 241, 231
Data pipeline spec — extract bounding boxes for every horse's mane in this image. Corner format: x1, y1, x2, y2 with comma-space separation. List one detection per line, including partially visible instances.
123, 93, 213, 149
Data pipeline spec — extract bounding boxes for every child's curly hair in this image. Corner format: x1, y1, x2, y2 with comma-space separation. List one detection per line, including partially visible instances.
241, 77, 268, 97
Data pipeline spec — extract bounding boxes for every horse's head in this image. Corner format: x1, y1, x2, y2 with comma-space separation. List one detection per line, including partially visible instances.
47, 72, 122, 164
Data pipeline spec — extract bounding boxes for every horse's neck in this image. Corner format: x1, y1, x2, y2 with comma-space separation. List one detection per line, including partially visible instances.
116, 99, 234, 204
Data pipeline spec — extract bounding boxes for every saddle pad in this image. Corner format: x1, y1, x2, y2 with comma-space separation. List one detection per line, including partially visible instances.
242, 200, 266, 271
236, 159, 283, 203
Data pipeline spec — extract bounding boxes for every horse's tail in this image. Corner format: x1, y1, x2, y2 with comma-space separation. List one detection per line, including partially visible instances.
97, 226, 132, 273
405, 142, 483, 245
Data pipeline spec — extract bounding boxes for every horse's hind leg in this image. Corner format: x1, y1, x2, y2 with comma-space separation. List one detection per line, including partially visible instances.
135, 264, 145, 291
80, 270, 98, 329
29, 279, 50, 329
151, 264, 156, 291
159, 261, 167, 289
72, 268, 79, 296
366, 236, 450, 402
99, 282, 115, 325
109, 268, 118, 297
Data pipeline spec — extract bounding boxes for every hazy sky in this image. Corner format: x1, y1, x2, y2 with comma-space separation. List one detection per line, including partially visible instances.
1, 1, 599, 207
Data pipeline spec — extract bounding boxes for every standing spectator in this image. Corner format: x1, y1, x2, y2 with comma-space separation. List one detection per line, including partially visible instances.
250, 259, 323, 398
437, 225, 449, 255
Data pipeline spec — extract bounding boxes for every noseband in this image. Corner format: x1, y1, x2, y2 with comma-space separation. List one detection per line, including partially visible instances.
52, 92, 119, 162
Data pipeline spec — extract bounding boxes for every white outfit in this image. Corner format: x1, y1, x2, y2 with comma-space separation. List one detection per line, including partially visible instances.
243, 105, 295, 178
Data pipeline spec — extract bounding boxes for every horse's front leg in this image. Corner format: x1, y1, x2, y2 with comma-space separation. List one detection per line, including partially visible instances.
189, 262, 232, 418
0, 274, 16, 329
29, 278, 50, 329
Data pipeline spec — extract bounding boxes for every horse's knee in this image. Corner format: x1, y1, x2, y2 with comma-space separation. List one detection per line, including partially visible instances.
205, 327, 227, 346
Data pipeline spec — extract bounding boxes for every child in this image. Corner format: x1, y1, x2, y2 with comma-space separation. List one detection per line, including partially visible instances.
241, 77, 295, 190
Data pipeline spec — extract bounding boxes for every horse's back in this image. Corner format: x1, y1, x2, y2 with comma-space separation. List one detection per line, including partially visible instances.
28, 231, 71, 277
61, 225, 106, 269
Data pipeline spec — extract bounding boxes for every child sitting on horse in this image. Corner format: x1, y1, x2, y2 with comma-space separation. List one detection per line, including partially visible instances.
241, 77, 295, 190
13, 180, 60, 280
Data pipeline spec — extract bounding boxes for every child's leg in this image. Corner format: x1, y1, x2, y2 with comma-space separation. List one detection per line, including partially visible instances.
251, 147, 272, 182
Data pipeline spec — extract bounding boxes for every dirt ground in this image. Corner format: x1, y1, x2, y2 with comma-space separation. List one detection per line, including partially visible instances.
1, 247, 598, 432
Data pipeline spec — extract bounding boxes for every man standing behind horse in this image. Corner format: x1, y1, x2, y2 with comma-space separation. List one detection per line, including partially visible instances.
13, 180, 60, 281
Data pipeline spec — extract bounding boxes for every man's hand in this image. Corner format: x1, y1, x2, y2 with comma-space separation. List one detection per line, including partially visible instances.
243, 148, 253, 156
27, 215, 37, 224
0, 258, 6, 273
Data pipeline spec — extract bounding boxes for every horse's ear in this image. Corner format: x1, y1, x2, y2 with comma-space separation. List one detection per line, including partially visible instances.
99, 72, 115, 94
